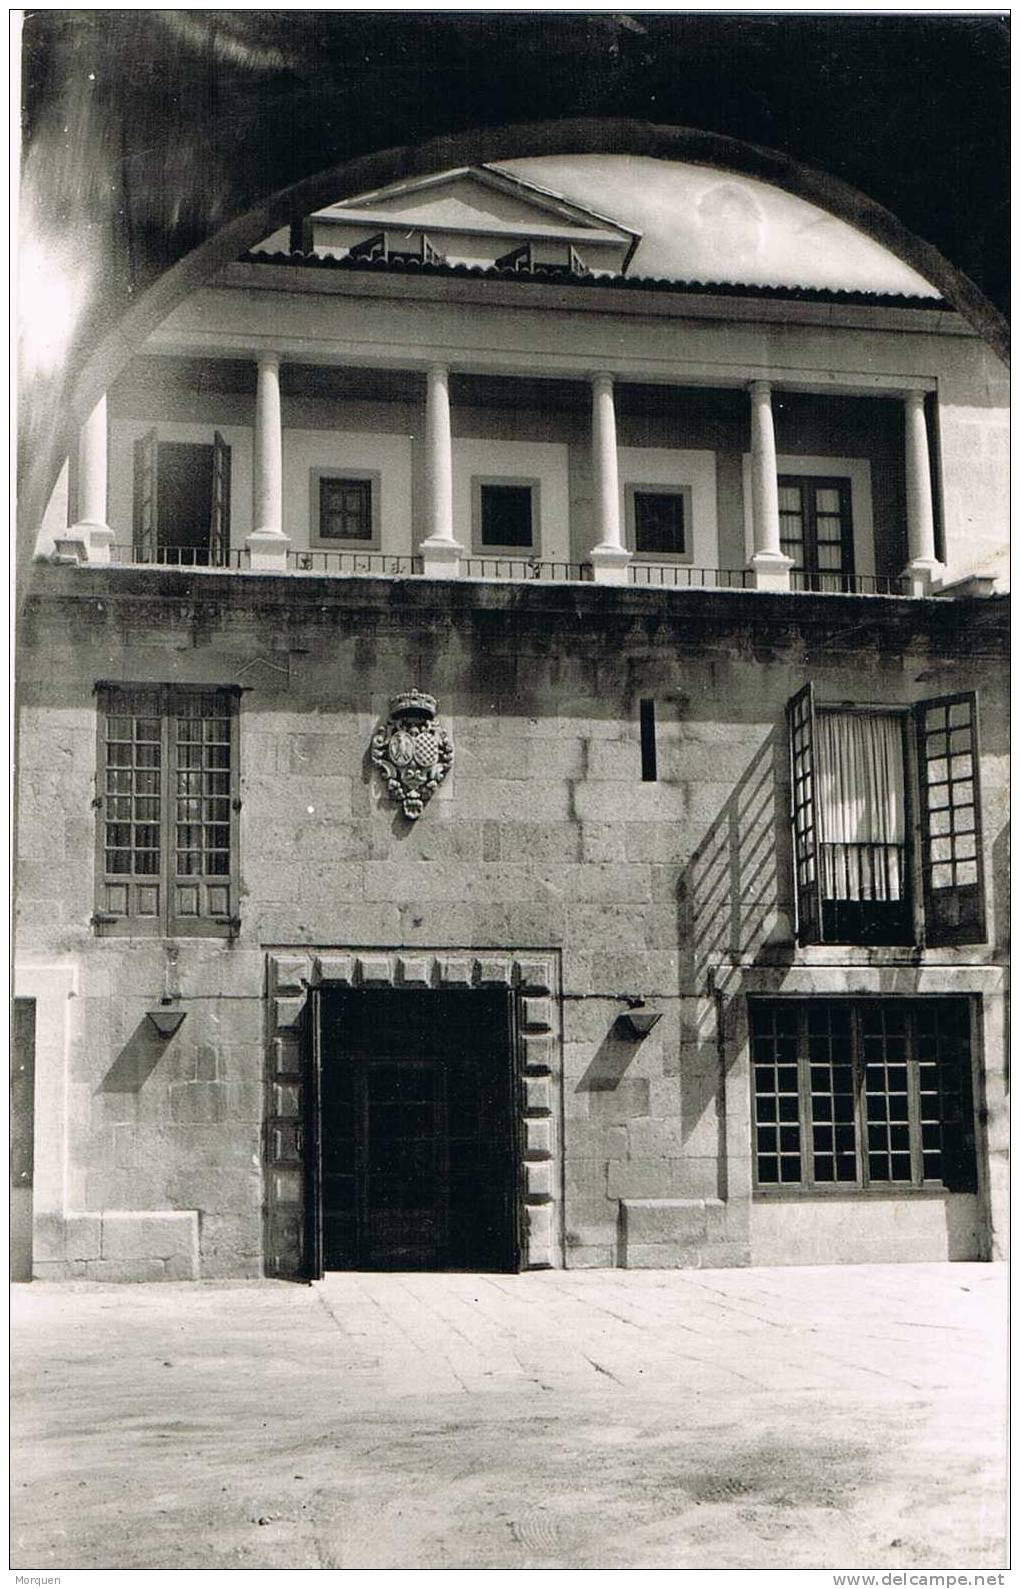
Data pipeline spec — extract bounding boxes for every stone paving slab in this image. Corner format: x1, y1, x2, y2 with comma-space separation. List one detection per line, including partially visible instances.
11, 1263, 1006, 1570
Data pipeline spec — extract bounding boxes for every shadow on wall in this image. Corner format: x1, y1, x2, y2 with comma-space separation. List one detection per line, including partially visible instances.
98, 1017, 174, 1094
680, 725, 792, 986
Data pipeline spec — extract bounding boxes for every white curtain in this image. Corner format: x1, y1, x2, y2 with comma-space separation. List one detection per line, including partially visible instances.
817, 713, 905, 900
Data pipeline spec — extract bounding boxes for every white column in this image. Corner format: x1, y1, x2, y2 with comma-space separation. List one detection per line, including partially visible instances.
64, 394, 114, 564
246, 353, 290, 572
588, 373, 630, 585
419, 365, 462, 576
903, 390, 943, 594
747, 380, 791, 590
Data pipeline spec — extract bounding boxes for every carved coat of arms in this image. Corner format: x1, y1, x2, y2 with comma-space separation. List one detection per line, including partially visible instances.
371, 690, 454, 820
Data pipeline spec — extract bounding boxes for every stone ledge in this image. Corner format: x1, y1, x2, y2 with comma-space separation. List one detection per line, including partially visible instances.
620, 1197, 727, 1250
101, 1210, 200, 1276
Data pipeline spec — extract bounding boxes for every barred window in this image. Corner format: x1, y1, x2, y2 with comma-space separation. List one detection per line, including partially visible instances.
750, 999, 976, 1194
95, 686, 239, 937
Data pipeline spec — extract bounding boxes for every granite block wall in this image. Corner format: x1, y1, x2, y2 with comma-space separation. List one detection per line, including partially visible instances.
15, 572, 1009, 1276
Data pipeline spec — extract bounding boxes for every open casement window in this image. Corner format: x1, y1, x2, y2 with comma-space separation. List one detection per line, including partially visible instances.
915, 693, 986, 945
95, 685, 240, 938
750, 998, 977, 1194
132, 431, 231, 567
787, 686, 986, 947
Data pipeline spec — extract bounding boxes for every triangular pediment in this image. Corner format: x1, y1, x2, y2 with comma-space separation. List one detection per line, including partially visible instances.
314, 165, 638, 245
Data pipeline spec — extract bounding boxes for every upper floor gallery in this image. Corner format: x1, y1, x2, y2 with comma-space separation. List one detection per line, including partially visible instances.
37, 159, 1008, 599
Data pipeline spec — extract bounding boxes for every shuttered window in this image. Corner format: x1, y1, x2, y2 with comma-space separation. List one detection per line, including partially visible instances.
787, 687, 985, 947
95, 686, 239, 938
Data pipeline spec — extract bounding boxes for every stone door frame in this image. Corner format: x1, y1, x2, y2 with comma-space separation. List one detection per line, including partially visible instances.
263, 948, 562, 1278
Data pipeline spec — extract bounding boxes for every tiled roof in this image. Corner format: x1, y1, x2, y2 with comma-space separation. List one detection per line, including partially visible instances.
238, 248, 946, 309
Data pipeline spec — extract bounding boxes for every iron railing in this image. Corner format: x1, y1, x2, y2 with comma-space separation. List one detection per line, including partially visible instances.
460, 557, 590, 582
628, 564, 752, 590
286, 550, 423, 576
108, 544, 250, 569
102, 546, 912, 596
791, 571, 910, 596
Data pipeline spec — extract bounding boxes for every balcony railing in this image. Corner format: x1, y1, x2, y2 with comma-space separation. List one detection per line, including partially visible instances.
791, 571, 910, 596
286, 550, 423, 576
630, 564, 752, 589
102, 545, 911, 596
109, 544, 250, 569
460, 557, 589, 582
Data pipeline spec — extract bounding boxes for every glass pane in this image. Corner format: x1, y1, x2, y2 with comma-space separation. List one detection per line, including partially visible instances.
815, 488, 840, 513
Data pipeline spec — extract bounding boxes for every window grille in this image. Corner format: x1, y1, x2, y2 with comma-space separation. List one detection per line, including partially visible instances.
751, 998, 976, 1194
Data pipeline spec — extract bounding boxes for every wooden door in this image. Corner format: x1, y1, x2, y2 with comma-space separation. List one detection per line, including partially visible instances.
209, 431, 231, 567
133, 429, 158, 561
316, 989, 519, 1273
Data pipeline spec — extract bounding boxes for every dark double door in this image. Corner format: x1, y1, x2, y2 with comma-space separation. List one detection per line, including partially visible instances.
312, 989, 519, 1273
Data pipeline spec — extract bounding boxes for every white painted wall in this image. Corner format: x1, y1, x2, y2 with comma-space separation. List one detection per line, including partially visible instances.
452, 437, 571, 563
281, 429, 413, 556
618, 446, 718, 567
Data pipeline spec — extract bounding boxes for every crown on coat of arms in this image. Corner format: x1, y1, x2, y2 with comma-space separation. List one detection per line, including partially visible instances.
389, 689, 437, 719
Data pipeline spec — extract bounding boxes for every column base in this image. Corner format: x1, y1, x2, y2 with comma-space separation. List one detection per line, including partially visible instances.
419, 537, 463, 579
589, 544, 632, 586
246, 530, 291, 573
903, 558, 945, 597
65, 521, 115, 565
747, 551, 793, 592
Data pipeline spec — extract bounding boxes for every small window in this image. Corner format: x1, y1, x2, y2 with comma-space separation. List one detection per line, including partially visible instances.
319, 477, 372, 542
634, 491, 685, 556
310, 470, 379, 549
750, 998, 976, 1195
95, 685, 239, 939
625, 484, 691, 561
476, 481, 536, 551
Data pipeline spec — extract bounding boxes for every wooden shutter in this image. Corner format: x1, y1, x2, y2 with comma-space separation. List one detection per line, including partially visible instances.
915, 692, 986, 944
787, 683, 823, 944
95, 686, 239, 938
209, 431, 231, 567
94, 686, 165, 935
133, 429, 158, 560
166, 688, 239, 939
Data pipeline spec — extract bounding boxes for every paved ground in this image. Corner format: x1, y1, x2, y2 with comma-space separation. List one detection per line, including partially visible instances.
11, 1264, 1006, 1571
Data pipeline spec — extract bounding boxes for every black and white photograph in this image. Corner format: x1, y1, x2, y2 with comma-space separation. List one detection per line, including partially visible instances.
12, 9, 1009, 1575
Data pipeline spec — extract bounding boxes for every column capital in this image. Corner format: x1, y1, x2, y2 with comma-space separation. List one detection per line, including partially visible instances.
256, 351, 281, 372
748, 379, 773, 400
427, 363, 450, 380
590, 371, 616, 389
903, 388, 927, 411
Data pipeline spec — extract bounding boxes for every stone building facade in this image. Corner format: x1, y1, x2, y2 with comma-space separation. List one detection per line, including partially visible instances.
15, 163, 1009, 1280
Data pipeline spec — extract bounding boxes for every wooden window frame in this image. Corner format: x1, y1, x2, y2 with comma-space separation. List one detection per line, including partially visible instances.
625, 483, 693, 563
93, 684, 240, 940
750, 997, 978, 1199
778, 473, 855, 591
787, 687, 986, 948
471, 476, 539, 555
309, 469, 380, 551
